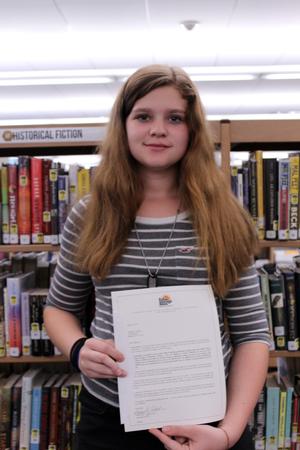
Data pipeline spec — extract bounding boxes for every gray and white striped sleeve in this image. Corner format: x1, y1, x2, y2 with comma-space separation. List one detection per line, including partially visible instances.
46, 197, 94, 319
223, 263, 271, 347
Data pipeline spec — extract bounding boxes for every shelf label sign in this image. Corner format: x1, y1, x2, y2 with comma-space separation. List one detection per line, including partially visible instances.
0, 126, 106, 144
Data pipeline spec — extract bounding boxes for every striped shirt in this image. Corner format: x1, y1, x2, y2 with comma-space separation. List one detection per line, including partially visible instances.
46, 196, 270, 407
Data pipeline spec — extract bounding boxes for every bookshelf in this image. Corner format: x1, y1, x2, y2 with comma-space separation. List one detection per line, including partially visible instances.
1, 119, 300, 365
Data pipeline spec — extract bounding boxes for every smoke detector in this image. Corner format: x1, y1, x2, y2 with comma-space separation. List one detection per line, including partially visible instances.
180, 20, 200, 31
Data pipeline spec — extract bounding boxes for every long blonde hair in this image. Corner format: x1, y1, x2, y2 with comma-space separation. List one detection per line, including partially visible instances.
77, 64, 257, 297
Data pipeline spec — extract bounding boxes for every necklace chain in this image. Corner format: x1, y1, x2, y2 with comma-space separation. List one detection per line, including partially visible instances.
134, 208, 180, 285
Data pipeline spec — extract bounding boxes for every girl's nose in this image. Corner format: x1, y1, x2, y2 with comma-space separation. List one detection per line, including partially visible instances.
149, 119, 167, 136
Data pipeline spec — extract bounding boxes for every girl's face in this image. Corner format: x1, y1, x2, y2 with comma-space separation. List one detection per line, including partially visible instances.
125, 86, 189, 172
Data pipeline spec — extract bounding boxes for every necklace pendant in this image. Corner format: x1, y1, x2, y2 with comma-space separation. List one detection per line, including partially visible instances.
147, 274, 157, 288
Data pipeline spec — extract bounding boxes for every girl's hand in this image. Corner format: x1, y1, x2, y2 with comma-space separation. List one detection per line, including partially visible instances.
78, 338, 126, 378
149, 424, 229, 450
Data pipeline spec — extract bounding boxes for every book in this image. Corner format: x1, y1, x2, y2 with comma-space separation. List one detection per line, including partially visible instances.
8, 162, 19, 244
7, 271, 35, 357
19, 368, 42, 450
30, 372, 50, 450
280, 267, 299, 351
18, 156, 31, 244
263, 158, 278, 240
268, 270, 287, 350
278, 159, 290, 240
39, 374, 59, 450
288, 153, 300, 240
47, 373, 69, 450
278, 385, 287, 448
281, 373, 294, 449
31, 157, 44, 244
49, 162, 59, 245
0, 373, 21, 449
10, 376, 23, 450
265, 373, 280, 450
58, 172, 69, 244
0, 272, 12, 357
1, 164, 9, 244
258, 266, 275, 350
252, 387, 266, 449
42, 159, 52, 244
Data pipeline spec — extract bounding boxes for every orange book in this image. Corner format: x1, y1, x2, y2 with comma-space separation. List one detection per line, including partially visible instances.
18, 156, 31, 244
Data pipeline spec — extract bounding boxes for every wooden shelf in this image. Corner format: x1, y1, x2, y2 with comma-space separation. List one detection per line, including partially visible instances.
0, 244, 60, 252
0, 355, 68, 364
270, 351, 300, 358
258, 240, 300, 248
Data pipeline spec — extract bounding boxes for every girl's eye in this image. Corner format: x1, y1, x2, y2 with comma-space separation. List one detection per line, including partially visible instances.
169, 115, 184, 123
135, 114, 150, 122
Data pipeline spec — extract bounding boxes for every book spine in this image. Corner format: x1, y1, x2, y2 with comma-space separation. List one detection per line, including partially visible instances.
31, 158, 44, 244
263, 158, 278, 240
282, 270, 299, 351
284, 385, 294, 449
58, 174, 69, 244
0, 386, 12, 449
77, 168, 90, 200
30, 387, 42, 450
8, 163, 19, 244
253, 388, 265, 449
269, 274, 287, 350
48, 386, 60, 450
1, 165, 9, 244
258, 271, 275, 350
49, 164, 59, 245
42, 159, 52, 244
10, 384, 22, 450
242, 161, 250, 210
30, 295, 42, 356
289, 153, 300, 239
68, 164, 79, 207
265, 383, 280, 450
278, 389, 287, 448
20, 374, 35, 450
40, 386, 50, 450
3, 287, 9, 355
18, 156, 31, 244
0, 283, 6, 357
255, 150, 265, 239
230, 165, 238, 198
21, 291, 31, 356
249, 154, 258, 229
278, 159, 290, 240
40, 295, 53, 356
291, 395, 299, 449
7, 277, 22, 357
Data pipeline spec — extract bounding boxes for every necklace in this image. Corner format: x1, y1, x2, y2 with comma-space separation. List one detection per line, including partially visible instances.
134, 208, 180, 288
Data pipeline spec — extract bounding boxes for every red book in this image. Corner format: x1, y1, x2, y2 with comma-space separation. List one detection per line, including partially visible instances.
48, 374, 69, 450
8, 163, 18, 244
42, 159, 52, 244
18, 156, 31, 244
31, 158, 44, 243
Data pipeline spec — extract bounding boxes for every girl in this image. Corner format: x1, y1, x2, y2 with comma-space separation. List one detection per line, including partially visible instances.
44, 64, 270, 450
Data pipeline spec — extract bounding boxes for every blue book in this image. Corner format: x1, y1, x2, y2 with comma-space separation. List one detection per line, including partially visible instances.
30, 373, 49, 450
265, 373, 280, 450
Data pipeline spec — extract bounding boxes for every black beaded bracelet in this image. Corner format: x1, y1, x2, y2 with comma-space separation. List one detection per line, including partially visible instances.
69, 337, 88, 372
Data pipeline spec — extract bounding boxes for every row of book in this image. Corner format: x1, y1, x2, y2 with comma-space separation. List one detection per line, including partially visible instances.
251, 371, 296, 450
231, 151, 300, 241
0, 271, 57, 358
0, 369, 81, 450
0, 157, 95, 245
258, 257, 300, 352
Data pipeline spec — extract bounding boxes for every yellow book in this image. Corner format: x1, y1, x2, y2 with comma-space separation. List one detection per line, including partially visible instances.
278, 389, 287, 449
288, 153, 300, 240
77, 168, 91, 200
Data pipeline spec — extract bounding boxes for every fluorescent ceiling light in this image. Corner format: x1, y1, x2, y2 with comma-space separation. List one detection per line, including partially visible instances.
0, 77, 113, 87
263, 73, 300, 80
190, 74, 256, 81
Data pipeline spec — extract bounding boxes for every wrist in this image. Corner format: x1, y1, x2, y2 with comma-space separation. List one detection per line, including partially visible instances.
217, 425, 230, 449
69, 337, 87, 371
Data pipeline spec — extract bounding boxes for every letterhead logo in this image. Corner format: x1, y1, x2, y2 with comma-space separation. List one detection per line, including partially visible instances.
159, 294, 173, 306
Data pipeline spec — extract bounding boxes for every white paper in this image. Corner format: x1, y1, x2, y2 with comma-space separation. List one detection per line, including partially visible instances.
112, 285, 226, 432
